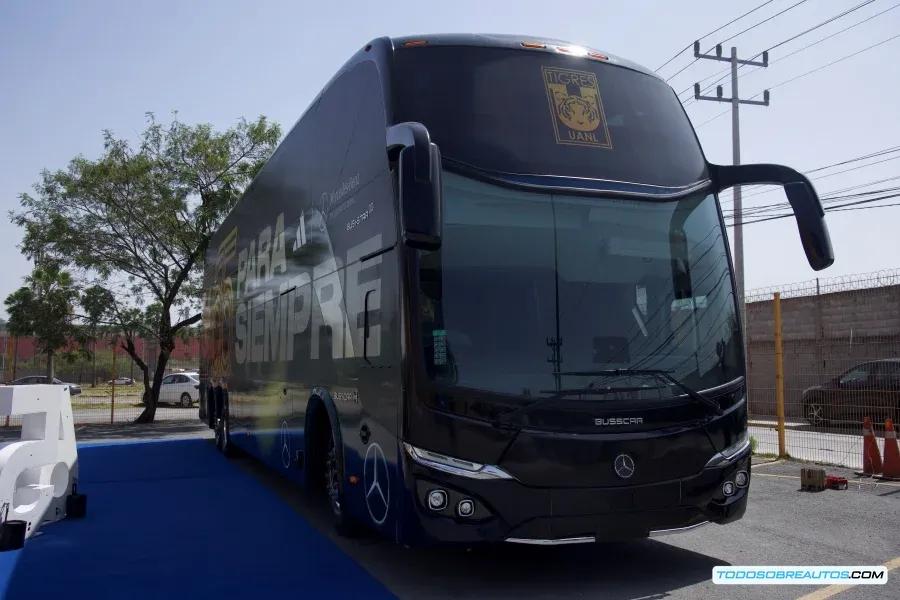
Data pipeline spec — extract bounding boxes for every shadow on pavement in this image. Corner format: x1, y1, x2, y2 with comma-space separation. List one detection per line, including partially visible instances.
0, 420, 212, 444
235, 450, 728, 600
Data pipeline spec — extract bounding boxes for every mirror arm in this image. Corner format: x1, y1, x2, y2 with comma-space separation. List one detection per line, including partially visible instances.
709, 163, 814, 190
387, 122, 432, 183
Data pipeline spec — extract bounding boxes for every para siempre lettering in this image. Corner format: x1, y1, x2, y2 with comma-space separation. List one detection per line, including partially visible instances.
232, 212, 383, 365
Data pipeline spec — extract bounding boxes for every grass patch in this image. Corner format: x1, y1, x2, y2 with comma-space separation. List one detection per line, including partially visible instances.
81, 384, 142, 398
750, 435, 758, 454
754, 452, 780, 460
71, 402, 144, 410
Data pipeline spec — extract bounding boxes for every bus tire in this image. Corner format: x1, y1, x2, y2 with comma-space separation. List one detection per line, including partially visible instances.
215, 388, 233, 457
317, 409, 361, 537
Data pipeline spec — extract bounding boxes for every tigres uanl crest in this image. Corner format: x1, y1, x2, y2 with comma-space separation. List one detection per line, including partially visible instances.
542, 66, 612, 149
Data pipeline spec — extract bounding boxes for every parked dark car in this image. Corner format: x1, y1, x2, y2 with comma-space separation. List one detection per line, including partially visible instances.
5, 375, 83, 396
801, 358, 900, 426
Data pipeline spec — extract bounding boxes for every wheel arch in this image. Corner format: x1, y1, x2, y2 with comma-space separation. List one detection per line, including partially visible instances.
304, 388, 344, 490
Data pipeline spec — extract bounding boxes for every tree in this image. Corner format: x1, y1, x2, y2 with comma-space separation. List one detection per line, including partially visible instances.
11, 112, 281, 422
81, 285, 114, 387
4, 261, 90, 380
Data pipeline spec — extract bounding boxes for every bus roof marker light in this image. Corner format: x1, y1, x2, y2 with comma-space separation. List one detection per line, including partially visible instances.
556, 46, 588, 57
402, 40, 428, 47
588, 52, 609, 61
521, 42, 546, 49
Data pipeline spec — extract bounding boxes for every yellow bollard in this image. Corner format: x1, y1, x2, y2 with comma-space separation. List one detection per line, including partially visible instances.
110, 347, 117, 424
774, 292, 786, 457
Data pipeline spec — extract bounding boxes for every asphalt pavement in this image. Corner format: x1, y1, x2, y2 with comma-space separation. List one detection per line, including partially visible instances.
234, 454, 900, 600
8, 419, 894, 600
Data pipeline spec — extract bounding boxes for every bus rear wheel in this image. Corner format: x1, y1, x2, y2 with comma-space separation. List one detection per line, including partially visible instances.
215, 392, 233, 457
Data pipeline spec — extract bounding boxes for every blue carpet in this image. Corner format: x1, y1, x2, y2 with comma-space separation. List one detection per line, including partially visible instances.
3, 438, 396, 599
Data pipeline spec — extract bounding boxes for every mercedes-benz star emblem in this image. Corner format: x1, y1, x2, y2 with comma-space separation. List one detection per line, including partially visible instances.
363, 443, 390, 526
280, 421, 291, 469
614, 454, 636, 479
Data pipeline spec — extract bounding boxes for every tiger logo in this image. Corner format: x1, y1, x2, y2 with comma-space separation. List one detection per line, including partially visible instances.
542, 66, 612, 148
553, 91, 600, 132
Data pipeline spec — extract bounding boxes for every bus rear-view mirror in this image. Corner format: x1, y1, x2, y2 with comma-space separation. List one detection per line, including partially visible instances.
387, 122, 443, 251
709, 163, 835, 272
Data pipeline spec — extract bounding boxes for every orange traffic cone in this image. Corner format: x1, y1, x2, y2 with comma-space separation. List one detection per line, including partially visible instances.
880, 419, 900, 480
862, 417, 883, 475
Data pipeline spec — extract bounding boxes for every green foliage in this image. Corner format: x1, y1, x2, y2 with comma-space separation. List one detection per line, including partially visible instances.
81, 285, 114, 331
10, 111, 281, 422
750, 435, 758, 454
4, 261, 91, 377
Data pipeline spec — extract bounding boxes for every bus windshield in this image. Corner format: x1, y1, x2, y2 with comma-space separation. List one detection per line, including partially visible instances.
417, 172, 743, 399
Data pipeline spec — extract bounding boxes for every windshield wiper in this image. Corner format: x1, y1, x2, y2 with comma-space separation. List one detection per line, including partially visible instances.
557, 368, 724, 416
491, 384, 665, 430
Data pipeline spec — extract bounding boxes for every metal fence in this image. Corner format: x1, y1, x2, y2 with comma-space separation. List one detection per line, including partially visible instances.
0, 335, 199, 426
745, 269, 900, 470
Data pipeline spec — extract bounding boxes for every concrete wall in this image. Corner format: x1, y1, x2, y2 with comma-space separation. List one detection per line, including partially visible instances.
745, 284, 900, 418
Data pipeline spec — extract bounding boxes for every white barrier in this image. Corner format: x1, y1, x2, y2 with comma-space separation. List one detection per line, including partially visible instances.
0, 384, 81, 542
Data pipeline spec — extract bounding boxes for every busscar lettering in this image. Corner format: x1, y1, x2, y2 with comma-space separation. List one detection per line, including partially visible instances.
594, 417, 644, 426
233, 212, 382, 366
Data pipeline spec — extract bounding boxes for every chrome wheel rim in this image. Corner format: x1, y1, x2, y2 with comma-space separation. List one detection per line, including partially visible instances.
325, 435, 341, 515
807, 402, 823, 425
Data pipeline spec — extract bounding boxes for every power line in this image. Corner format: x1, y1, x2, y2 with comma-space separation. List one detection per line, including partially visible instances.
681, 0, 883, 103
656, 0, 778, 72
806, 145, 900, 174
666, 0, 811, 82
733, 192, 900, 226
723, 156, 900, 205
738, 190, 900, 221
720, 150, 900, 204
718, 145, 900, 200
731, 185, 900, 218
769, 31, 900, 90
830, 201, 900, 212
765, 1, 900, 67
694, 30, 900, 128
767, 0, 876, 53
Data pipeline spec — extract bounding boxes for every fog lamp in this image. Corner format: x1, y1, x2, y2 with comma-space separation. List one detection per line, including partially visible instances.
457, 499, 475, 517
427, 489, 448, 511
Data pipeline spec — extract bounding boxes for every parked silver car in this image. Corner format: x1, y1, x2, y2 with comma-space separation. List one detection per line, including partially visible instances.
5, 375, 83, 396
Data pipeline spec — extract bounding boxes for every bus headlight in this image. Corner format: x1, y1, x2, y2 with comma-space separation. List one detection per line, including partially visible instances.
735, 470, 749, 488
403, 443, 515, 480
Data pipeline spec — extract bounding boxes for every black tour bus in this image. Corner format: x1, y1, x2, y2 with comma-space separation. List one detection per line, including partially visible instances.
200, 34, 833, 546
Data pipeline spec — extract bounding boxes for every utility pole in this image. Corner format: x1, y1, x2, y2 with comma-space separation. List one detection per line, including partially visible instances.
692, 43, 770, 315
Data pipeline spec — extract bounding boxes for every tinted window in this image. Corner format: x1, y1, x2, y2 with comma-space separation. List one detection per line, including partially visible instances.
394, 46, 707, 188
839, 366, 871, 384
875, 362, 900, 376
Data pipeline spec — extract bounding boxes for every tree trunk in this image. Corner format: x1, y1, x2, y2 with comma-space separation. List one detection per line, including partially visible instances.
91, 332, 97, 387
134, 349, 171, 424
45, 351, 54, 381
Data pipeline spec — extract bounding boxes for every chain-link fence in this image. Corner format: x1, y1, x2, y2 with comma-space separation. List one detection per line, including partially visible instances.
745, 269, 900, 470
0, 334, 200, 426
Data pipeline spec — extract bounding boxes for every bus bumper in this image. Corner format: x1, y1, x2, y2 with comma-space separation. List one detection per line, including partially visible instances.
398, 443, 751, 547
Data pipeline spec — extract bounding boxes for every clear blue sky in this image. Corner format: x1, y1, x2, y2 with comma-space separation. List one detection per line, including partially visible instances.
1, 0, 898, 318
